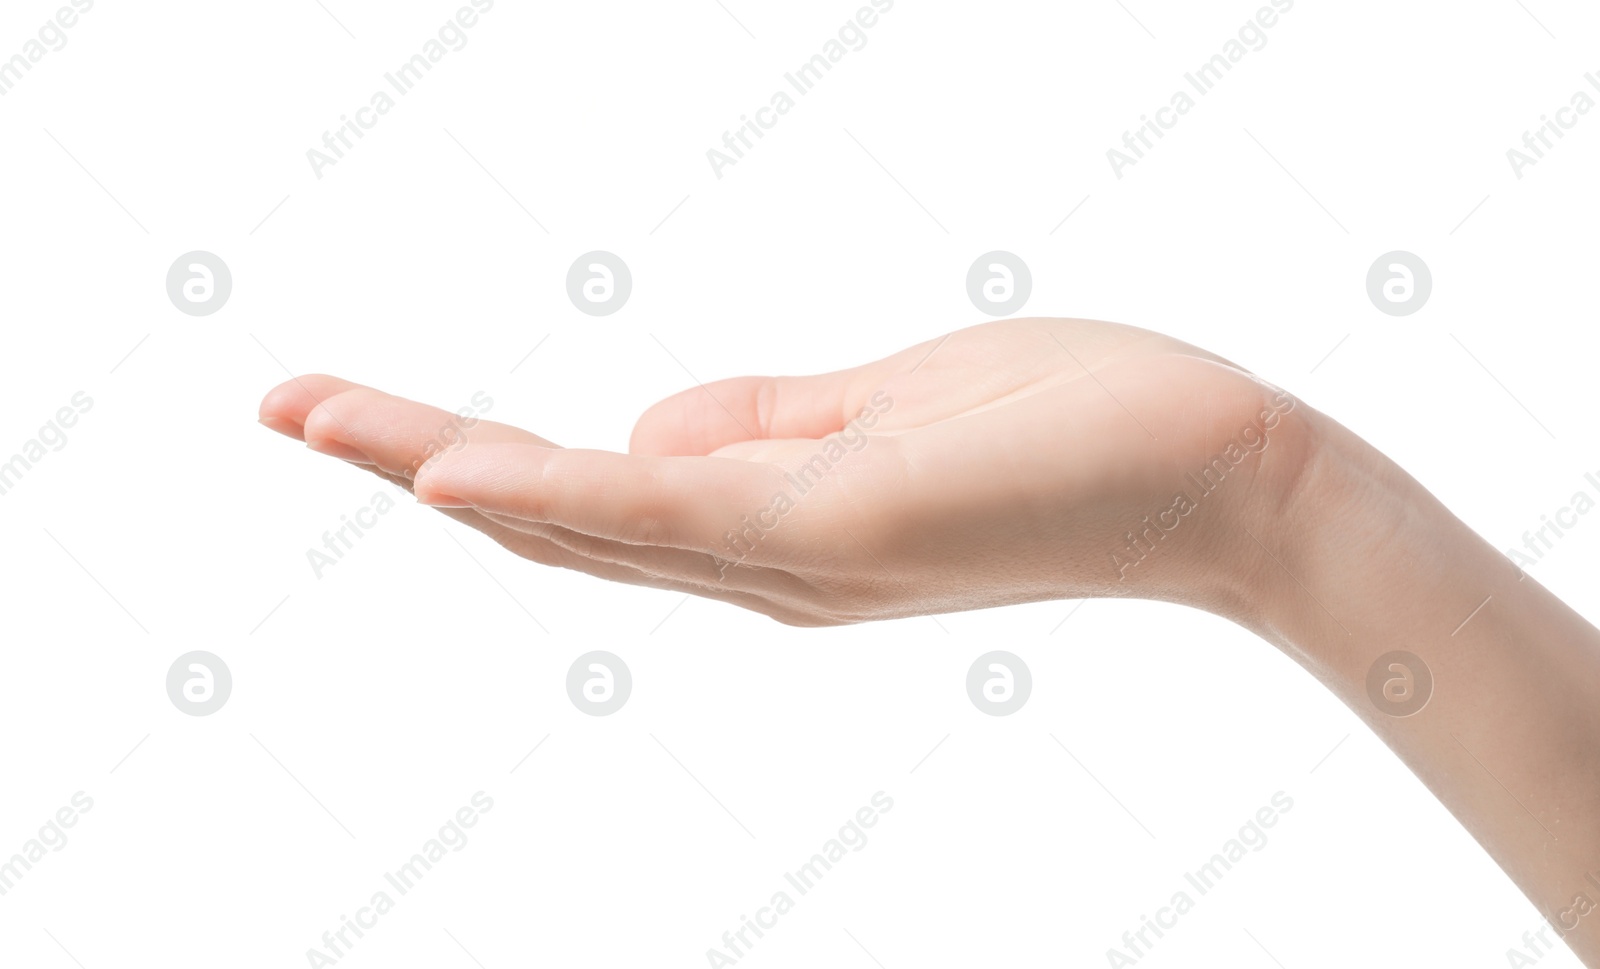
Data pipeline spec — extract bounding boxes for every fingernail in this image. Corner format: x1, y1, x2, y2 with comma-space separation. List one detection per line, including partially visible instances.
417, 492, 473, 508
306, 438, 371, 464
259, 415, 303, 439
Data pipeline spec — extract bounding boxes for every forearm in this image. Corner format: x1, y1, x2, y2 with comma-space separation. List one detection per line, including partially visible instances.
1242, 410, 1600, 961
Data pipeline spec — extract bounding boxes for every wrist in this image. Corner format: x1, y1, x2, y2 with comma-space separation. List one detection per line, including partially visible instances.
1156, 386, 1352, 633
1224, 404, 1509, 687
1230, 403, 1600, 960
1207, 401, 1415, 649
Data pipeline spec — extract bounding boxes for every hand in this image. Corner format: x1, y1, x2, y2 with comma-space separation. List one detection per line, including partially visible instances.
260, 317, 1600, 965
258, 318, 1310, 625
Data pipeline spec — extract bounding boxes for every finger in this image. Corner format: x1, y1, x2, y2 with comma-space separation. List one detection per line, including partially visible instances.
442, 511, 677, 589
474, 508, 821, 603
301, 387, 557, 477
301, 406, 762, 591
374, 457, 767, 601
415, 442, 779, 554
265, 381, 823, 622
377, 463, 710, 591
628, 345, 922, 456
385, 459, 769, 591
474, 510, 716, 580
439, 514, 819, 624
258, 374, 371, 441
383, 465, 719, 588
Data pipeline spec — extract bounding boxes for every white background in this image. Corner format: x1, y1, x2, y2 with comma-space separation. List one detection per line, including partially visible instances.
2, 0, 1598, 966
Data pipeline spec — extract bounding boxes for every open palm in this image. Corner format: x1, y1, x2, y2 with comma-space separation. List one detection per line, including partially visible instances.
260, 318, 1307, 625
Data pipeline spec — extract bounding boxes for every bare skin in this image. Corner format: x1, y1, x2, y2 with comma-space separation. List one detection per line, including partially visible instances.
260, 317, 1600, 964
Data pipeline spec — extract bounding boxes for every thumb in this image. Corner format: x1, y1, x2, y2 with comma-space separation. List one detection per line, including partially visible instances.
629, 359, 904, 457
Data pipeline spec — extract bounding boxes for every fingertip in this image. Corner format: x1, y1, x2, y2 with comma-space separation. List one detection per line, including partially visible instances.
628, 413, 672, 456
415, 488, 473, 508
299, 394, 376, 466
306, 437, 371, 464
258, 414, 304, 440
258, 374, 369, 429
412, 449, 483, 506
628, 386, 690, 455
630, 377, 766, 456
